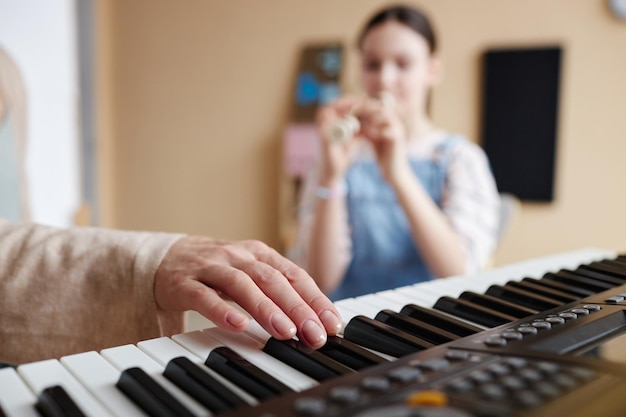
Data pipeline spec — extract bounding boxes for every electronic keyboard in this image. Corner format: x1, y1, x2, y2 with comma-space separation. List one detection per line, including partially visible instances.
2, 247, 626, 417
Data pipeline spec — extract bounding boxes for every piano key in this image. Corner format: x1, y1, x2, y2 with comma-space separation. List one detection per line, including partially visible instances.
399, 304, 483, 337
100, 345, 208, 417
335, 302, 361, 325
432, 296, 518, 328
117, 367, 195, 417
485, 284, 563, 311
576, 263, 626, 283
544, 271, 615, 293
200, 327, 318, 390
17, 359, 112, 417
163, 357, 248, 412
353, 293, 407, 315
0, 367, 39, 417
60, 352, 145, 417
205, 347, 293, 400
525, 277, 594, 298
342, 315, 434, 357
262, 337, 356, 381
363, 290, 411, 311
458, 291, 539, 317
571, 267, 626, 286
316, 336, 389, 370
36, 385, 87, 417
0, 403, 6, 417
586, 260, 626, 277
375, 289, 433, 309
175, 329, 316, 391
137, 336, 254, 408
374, 309, 459, 345
334, 298, 380, 320
505, 280, 579, 303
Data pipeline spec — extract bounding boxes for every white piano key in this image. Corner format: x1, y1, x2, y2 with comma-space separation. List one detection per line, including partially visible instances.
60, 351, 145, 417
355, 293, 409, 313
376, 289, 430, 307
137, 337, 202, 366
0, 367, 39, 417
17, 359, 112, 417
243, 320, 272, 343
334, 302, 358, 325
335, 298, 380, 319
137, 337, 257, 406
394, 286, 443, 306
100, 344, 210, 417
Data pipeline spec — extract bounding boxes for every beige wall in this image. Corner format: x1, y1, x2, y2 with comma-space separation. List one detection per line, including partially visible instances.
97, 0, 626, 267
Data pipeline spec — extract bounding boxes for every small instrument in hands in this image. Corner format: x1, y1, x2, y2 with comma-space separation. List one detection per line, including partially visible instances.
326, 92, 396, 143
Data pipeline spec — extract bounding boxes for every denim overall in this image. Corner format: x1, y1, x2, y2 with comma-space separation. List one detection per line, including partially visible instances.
329, 136, 460, 301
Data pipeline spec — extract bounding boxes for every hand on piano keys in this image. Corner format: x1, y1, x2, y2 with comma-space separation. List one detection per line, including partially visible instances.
2, 248, 626, 417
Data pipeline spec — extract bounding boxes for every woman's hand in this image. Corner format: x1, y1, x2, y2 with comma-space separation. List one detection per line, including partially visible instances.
316, 96, 363, 185
154, 236, 343, 349
354, 95, 411, 185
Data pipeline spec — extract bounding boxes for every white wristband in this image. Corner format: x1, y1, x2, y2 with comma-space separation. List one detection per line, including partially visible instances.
315, 182, 347, 199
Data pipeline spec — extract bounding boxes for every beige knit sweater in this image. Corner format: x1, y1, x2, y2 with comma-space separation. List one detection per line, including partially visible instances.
0, 218, 184, 364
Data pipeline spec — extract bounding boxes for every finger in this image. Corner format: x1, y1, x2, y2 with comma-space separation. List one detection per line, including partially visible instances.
251, 245, 343, 335
200, 264, 301, 342
178, 279, 251, 332
233, 259, 332, 348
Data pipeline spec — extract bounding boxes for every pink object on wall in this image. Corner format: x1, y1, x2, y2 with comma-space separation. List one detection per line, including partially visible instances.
283, 123, 320, 178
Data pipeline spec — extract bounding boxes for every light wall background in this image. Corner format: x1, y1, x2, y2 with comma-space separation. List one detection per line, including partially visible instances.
95, 0, 626, 267
0, 0, 80, 227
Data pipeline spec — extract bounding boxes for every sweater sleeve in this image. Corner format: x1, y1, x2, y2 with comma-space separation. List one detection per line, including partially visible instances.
0, 218, 184, 364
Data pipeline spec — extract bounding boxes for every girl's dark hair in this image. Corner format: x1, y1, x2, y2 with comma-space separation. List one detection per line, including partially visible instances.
357, 4, 437, 53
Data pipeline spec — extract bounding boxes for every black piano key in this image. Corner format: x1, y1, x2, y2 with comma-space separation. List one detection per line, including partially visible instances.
506, 280, 579, 303
117, 367, 196, 417
572, 267, 626, 286
399, 304, 483, 337
205, 346, 293, 400
432, 296, 517, 328
544, 270, 615, 293
459, 291, 539, 317
525, 277, 594, 298
317, 335, 389, 370
263, 337, 355, 382
0, 403, 6, 417
343, 315, 434, 358
579, 261, 626, 280
164, 356, 247, 412
485, 284, 562, 311
35, 386, 87, 417
375, 309, 459, 345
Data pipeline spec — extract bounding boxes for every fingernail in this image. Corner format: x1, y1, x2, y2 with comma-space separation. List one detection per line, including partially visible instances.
320, 309, 343, 334
226, 310, 248, 329
301, 319, 327, 347
270, 312, 297, 338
